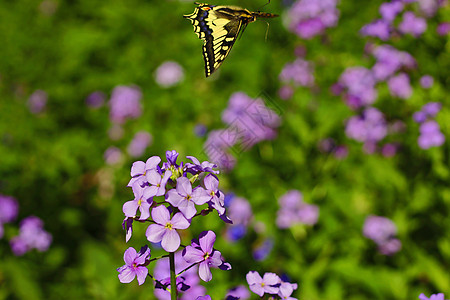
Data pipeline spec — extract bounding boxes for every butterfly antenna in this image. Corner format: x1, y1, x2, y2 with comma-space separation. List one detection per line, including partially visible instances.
258, 0, 271, 12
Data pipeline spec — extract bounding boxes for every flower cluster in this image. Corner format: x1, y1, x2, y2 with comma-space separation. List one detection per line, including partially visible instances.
109, 85, 143, 124
246, 271, 298, 300
118, 151, 232, 297
413, 102, 445, 149
277, 190, 319, 229
10, 216, 53, 256
419, 293, 446, 300
360, 0, 446, 40
363, 215, 401, 255
285, 0, 339, 39
204, 92, 280, 170
278, 56, 315, 100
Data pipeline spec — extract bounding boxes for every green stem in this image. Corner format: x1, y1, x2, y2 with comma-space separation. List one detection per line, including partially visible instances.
169, 252, 177, 300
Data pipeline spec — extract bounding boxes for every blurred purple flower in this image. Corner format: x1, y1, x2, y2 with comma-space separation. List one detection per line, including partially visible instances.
371, 45, 416, 81
419, 75, 434, 89
345, 107, 387, 144
388, 73, 412, 99
109, 85, 142, 124
226, 285, 251, 300
379, 1, 404, 22
108, 124, 124, 141
28, 90, 47, 114
277, 190, 319, 228
278, 85, 294, 100
104, 146, 123, 165
398, 12, 427, 36
145, 205, 190, 252
117, 246, 150, 285
85, 91, 106, 108
279, 58, 315, 87
227, 196, 252, 226
422, 102, 441, 117
182, 231, 231, 282
246, 271, 280, 297
286, 0, 339, 39
253, 238, 274, 261
338, 67, 377, 108
127, 131, 152, 158
334, 145, 349, 159
363, 215, 400, 255
419, 293, 446, 300
381, 143, 398, 157
194, 124, 207, 137
360, 19, 391, 40
418, 0, 441, 17
0, 195, 19, 239
418, 120, 445, 149
10, 216, 52, 256
437, 22, 450, 35
413, 111, 427, 123
154, 61, 184, 88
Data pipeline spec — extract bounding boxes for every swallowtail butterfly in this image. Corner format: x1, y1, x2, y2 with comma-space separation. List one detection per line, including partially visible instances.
184, 2, 278, 77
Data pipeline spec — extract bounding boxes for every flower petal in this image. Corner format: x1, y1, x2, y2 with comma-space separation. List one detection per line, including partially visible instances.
118, 266, 136, 283
135, 266, 149, 285
198, 261, 212, 282
171, 212, 190, 229
246, 271, 262, 285
145, 156, 161, 170
178, 200, 197, 219
263, 272, 281, 286
199, 231, 215, 254
182, 246, 204, 264
123, 200, 139, 217
146, 169, 161, 186
161, 229, 180, 252
146, 224, 166, 243
166, 190, 184, 207
123, 247, 137, 265
203, 174, 219, 191
131, 161, 145, 177
192, 187, 211, 205
151, 205, 170, 225
176, 177, 192, 196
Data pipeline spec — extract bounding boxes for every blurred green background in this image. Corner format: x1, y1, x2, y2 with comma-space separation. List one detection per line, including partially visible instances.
0, 0, 449, 299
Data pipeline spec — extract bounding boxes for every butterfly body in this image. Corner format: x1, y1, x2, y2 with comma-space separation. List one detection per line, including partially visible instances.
184, 2, 278, 77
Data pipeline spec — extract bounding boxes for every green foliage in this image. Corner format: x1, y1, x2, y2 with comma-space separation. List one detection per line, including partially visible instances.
0, 0, 449, 299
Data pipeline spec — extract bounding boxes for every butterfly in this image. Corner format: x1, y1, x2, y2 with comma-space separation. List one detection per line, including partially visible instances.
184, 2, 278, 77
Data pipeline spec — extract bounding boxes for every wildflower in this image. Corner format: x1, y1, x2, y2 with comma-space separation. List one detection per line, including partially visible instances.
109, 85, 142, 124
418, 293, 446, 300
388, 73, 412, 99
166, 177, 210, 219
246, 271, 281, 297
418, 121, 445, 149
182, 231, 231, 282
85, 91, 105, 108
154, 61, 184, 88
10, 216, 52, 256
28, 90, 47, 114
117, 246, 151, 285
420, 75, 434, 89
122, 184, 153, 220
127, 131, 152, 158
146, 205, 190, 252
0, 195, 19, 239
398, 12, 427, 36
128, 156, 161, 187
360, 19, 391, 40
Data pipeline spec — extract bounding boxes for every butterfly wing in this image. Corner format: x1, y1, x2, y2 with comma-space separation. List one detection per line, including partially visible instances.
185, 5, 245, 77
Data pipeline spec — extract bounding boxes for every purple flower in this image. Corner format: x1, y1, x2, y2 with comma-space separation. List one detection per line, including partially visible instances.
418, 0, 441, 17
128, 156, 161, 187
363, 215, 397, 245
422, 102, 441, 117
437, 22, 450, 35
418, 120, 445, 149
278, 85, 294, 100
196, 296, 211, 300
182, 231, 231, 282
146, 205, 190, 252
122, 217, 133, 242
279, 58, 315, 87
127, 131, 152, 158
277, 190, 318, 228
379, 1, 404, 22
278, 281, 299, 300
360, 19, 391, 40
381, 143, 398, 157
10, 216, 52, 255
226, 285, 251, 300
109, 85, 142, 124
378, 238, 402, 255
345, 107, 387, 144
122, 184, 153, 220
227, 196, 252, 226
420, 75, 434, 88
104, 146, 123, 166
338, 67, 377, 108
166, 177, 210, 219
253, 238, 274, 261
413, 111, 427, 123
154, 61, 184, 88
28, 90, 47, 114
371, 45, 415, 81
194, 124, 208, 137
146, 169, 172, 197
85, 91, 106, 108
184, 156, 219, 175
0, 195, 19, 239
117, 246, 150, 285
334, 145, 349, 159
202, 174, 225, 215
246, 271, 281, 296
388, 73, 412, 99
398, 11, 427, 36
419, 293, 445, 300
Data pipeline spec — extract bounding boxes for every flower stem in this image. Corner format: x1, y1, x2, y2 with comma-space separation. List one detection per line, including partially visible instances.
169, 252, 177, 300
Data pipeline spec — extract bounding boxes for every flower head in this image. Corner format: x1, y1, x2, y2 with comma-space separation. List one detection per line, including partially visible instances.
166, 177, 210, 219
127, 131, 152, 158
122, 184, 153, 220
246, 271, 281, 296
182, 231, 231, 282
146, 205, 190, 252
109, 85, 142, 124
117, 246, 151, 285
418, 293, 445, 300
154, 61, 184, 88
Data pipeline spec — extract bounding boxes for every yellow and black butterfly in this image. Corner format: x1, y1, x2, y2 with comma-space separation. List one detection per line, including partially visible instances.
184, 2, 278, 77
